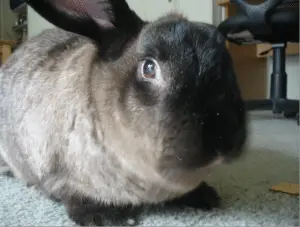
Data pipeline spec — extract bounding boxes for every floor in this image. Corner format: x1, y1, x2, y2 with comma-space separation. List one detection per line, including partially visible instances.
0, 111, 299, 226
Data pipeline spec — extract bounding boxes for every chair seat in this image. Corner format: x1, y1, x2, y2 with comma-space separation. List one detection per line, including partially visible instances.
218, 6, 299, 44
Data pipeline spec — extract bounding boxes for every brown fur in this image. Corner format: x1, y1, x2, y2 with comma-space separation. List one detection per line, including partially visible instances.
0, 27, 216, 205
0, 2, 247, 225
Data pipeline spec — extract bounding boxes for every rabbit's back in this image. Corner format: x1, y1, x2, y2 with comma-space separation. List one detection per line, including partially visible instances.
1, 28, 83, 73
0, 27, 100, 184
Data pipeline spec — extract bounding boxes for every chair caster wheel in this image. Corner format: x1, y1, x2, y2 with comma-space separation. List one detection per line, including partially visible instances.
283, 112, 297, 118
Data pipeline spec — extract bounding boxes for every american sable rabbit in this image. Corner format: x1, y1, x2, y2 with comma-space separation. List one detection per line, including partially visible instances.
0, 0, 247, 225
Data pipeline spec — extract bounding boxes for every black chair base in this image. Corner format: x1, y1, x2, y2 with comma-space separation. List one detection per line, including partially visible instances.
243, 43, 299, 125
245, 99, 299, 113
217, 0, 299, 126
245, 99, 299, 124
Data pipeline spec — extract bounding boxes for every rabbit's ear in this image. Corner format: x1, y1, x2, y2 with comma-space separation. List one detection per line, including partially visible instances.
25, 0, 145, 58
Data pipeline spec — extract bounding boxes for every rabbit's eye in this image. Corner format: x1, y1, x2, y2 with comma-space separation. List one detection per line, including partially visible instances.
142, 59, 156, 79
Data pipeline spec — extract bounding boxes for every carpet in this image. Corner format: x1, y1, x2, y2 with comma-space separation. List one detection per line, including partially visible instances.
0, 111, 299, 226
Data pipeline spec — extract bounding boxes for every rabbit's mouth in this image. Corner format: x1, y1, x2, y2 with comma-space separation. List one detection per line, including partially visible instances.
156, 116, 247, 172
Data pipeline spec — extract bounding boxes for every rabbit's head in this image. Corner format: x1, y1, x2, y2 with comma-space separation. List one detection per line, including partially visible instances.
26, 0, 247, 171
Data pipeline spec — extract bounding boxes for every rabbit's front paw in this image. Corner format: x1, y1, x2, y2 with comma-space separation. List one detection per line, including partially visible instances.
64, 196, 142, 226
166, 181, 221, 210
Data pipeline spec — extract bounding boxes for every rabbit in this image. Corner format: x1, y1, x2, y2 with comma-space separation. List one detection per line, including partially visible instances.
0, 0, 248, 226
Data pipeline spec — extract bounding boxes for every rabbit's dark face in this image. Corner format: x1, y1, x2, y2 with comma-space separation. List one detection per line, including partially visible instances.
122, 15, 247, 170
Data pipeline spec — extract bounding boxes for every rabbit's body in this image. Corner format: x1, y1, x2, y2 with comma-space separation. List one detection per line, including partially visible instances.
0, 29, 204, 204
0, 27, 208, 205
0, 29, 95, 186
0, 0, 248, 225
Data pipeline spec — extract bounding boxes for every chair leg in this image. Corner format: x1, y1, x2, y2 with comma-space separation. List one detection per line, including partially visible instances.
244, 43, 299, 123
270, 44, 299, 118
270, 43, 288, 114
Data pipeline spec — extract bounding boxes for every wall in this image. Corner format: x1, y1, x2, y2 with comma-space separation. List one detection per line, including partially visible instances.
27, 6, 54, 38
127, 0, 213, 23
127, 0, 175, 21
176, 0, 213, 24
0, 0, 18, 40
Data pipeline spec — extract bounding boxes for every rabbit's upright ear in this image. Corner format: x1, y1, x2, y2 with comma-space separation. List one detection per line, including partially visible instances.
25, 0, 145, 58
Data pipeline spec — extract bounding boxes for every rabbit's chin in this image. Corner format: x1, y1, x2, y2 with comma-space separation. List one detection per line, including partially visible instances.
208, 155, 225, 167
156, 155, 225, 196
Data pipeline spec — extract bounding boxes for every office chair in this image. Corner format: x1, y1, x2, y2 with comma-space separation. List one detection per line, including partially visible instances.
217, 0, 299, 124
